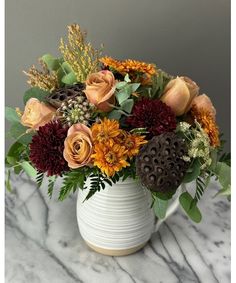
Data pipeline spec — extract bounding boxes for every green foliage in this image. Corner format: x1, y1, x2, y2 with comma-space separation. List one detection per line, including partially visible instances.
153, 197, 169, 219
47, 176, 57, 198
23, 87, 49, 105
41, 54, 62, 71
21, 161, 37, 178
61, 72, 77, 85
108, 76, 140, 120
59, 169, 87, 201
212, 161, 231, 197
219, 152, 231, 166
183, 158, 201, 183
194, 176, 208, 202
5, 170, 12, 192
84, 172, 112, 201
5, 107, 20, 123
6, 142, 25, 165
179, 191, 202, 223
36, 172, 44, 188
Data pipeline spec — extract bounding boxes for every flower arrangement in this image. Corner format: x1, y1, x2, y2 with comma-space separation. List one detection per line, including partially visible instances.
6, 24, 230, 223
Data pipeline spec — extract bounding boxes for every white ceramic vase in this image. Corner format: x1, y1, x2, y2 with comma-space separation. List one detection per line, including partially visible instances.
77, 178, 179, 256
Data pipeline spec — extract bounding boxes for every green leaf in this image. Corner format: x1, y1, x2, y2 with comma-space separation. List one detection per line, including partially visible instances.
107, 110, 122, 120
17, 131, 34, 145
62, 72, 77, 85
41, 54, 61, 71
61, 61, 73, 73
116, 81, 127, 89
5, 170, 12, 192
23, 87, 49, 105
153, 197, 168, 219
116, 91, 130, 105
212, 161, 231, 196
6, 141, 25, 165
9, 122, 28, 140
14, 165, 22, 175
5, 107, 20, 123
21, 161, 37, 178
120, 99, 134, 113
183, 158, 201, 183
131, 83, 140, 92
47, 176, 57, 198
179, 192, 202, 223
124, 74, 131, 83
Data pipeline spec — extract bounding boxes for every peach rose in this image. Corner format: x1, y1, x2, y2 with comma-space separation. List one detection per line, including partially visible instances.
21, 98, 56, 130
161, 76, 199, 116
63, 123, 93, 168
192, 94, 216, 118
84, 70, 116, 112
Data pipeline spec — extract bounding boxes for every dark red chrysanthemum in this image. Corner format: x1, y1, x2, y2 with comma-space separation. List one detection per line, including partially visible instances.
29, 121, 69, 176
126, 98, 176, 138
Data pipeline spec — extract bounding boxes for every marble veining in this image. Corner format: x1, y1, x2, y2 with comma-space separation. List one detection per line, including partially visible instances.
5, 174, 230, 283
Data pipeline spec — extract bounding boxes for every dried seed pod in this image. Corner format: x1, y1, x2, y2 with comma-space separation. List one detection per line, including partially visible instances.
46, 83, 85, 108
136, 132, 189, 198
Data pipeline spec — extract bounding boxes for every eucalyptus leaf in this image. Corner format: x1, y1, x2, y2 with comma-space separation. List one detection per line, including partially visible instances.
9, 123, 28, 140
212, 161, 231, 195
6, 141, 25, 165
116, 91, 130, 105
21, 161, 37, 178
179, 192, 202, 223
120, 99, 134, 113
23, 87, 49, 105
183, 158, 201, 183
131, 83, 140, 92
116, 81, 127, 89
61, 61, 74, 73
5, 107, 20, 123
41, 54, 61, 71
153, 197, 168, 219
124, 74, 131, 83
62, 72, 77, 85
107, 110, 122, 120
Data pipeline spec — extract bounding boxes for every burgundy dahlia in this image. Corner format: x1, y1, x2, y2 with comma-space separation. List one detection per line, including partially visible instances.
29, 121, 69, 176
126, 98, 176, 138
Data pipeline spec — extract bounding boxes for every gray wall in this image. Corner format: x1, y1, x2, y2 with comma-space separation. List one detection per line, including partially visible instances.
6, 0, 230, 151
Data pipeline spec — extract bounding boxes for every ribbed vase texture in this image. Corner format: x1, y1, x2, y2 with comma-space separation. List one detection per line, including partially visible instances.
77, 178, 155, 251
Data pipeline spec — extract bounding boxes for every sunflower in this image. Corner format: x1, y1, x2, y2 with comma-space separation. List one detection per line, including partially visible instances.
100, 57, 156, 84
91, 140, 129, 177
91, 118, 121, 143
191, 105, 220, 147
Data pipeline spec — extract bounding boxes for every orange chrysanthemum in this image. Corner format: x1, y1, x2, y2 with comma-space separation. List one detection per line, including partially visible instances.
91, 140, 130, 177
191, 105, 220, 147
100, 57, 156, 84
115, 131, 147, 158
91, 118, 121, 143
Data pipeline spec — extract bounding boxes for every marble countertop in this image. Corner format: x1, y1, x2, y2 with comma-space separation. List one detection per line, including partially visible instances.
5, 174, 230, 283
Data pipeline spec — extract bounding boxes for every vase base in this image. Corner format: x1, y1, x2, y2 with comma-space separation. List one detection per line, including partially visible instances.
85, 241, 147, 256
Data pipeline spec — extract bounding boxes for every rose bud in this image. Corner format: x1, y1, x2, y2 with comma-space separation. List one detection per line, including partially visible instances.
21, 98, 56, 130
161, 76, 199, 116
84, 70, 116, 112
191, 94, 216, 118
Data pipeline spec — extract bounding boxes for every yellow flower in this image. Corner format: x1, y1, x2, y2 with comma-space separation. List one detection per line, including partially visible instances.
124, 134, 147, 158
191, 105, 220, 147
115, 131, 147, 158
91, 118, 121, 143
91, 140, 129, 177
100, 57, 156, 85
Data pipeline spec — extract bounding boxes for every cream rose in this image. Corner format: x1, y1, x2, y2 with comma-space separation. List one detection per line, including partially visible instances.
161, 76, 199, 116
84, 70, 116, 112
21, 98, 56, 130
63, 123, 93, 169
192, 94, 216, 117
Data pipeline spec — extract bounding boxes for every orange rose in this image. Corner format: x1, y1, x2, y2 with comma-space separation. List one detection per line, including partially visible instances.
21, 98, 56, 130
192, 94, 216, 118
161, 76, 199, 116
63, 123, 93, 168
84, 70, 116, 112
